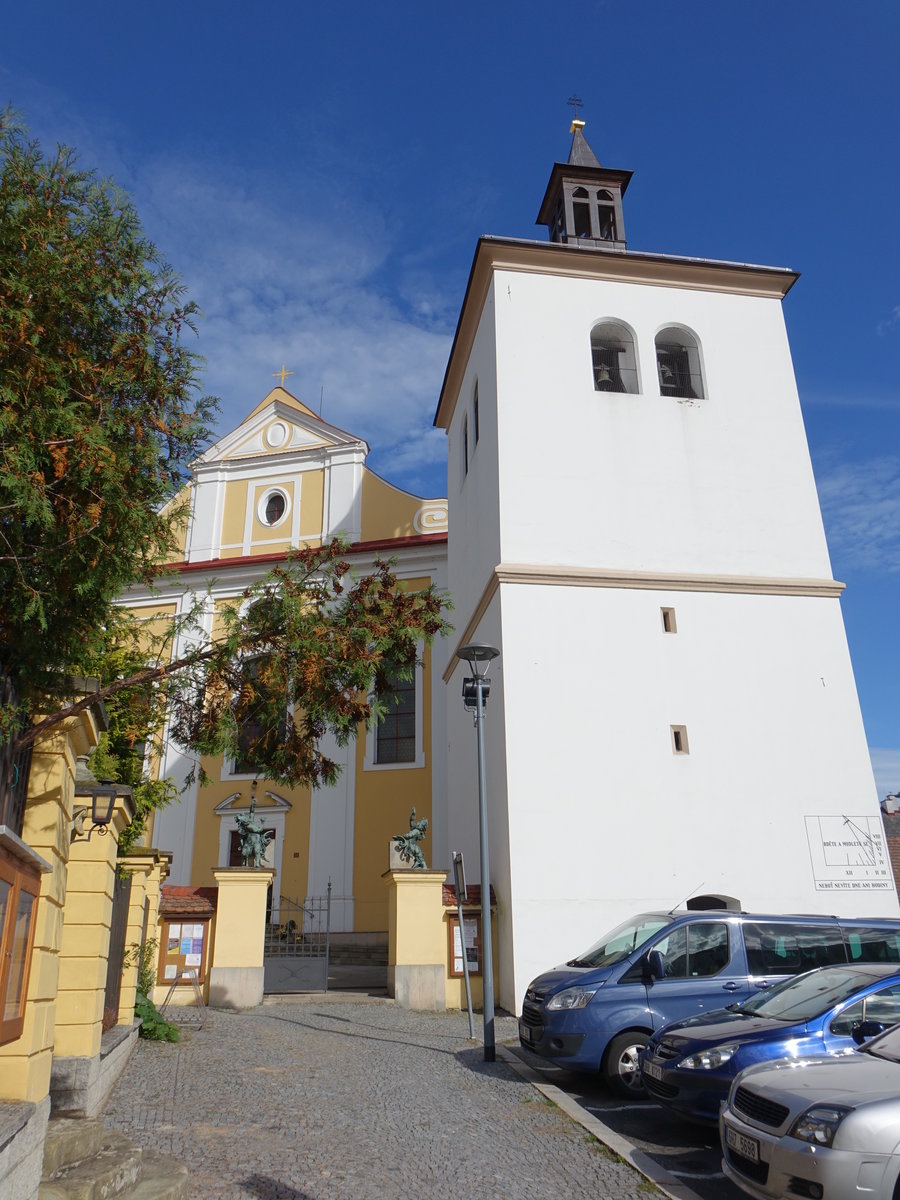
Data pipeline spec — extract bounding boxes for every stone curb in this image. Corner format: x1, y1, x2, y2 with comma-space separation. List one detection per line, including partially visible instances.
261, 990, 395, 1006
497, 1045, 705, 1200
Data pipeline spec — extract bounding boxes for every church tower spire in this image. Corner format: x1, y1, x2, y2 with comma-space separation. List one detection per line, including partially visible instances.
536, 118, 632, 250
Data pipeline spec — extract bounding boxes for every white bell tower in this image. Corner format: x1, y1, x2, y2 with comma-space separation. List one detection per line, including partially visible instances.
436, 118, 896, 1014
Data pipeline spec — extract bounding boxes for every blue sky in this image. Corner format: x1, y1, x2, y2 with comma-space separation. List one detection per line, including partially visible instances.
4, 1, 900, 791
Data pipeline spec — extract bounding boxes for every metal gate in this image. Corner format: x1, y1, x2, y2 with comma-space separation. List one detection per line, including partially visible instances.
264, 885, 331, 994
103, 871, 133, 1029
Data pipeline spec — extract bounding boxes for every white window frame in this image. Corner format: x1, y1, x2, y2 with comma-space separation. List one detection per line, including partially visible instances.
364, 651, 425, 772
257, 486, 292, 530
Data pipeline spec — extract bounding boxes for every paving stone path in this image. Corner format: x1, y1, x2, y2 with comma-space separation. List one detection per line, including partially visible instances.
105, 997, 658, 1199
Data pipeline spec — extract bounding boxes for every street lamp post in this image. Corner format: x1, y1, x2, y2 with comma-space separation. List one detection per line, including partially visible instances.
456, 641, 500, 1062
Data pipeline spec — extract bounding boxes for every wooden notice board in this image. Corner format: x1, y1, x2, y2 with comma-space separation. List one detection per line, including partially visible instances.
157, 917, 211, 985
447, 912, 482, 977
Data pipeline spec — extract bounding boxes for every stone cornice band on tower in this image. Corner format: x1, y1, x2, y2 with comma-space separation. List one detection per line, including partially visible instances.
441, 563, 845, 682
433, 237, 800, 431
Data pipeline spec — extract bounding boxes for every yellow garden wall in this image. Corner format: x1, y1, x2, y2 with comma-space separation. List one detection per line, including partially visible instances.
0, 708, 104, 1104
116, 851, 171, 1025
54, 791, 134, 1059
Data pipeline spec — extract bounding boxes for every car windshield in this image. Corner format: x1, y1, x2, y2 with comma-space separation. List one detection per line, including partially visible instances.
861, 1024, 900, 1063
569, 915, 670, 969
738, 967, 879, 1023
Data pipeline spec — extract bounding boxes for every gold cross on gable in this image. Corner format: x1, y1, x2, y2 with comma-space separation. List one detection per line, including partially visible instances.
272, 364, 294, 388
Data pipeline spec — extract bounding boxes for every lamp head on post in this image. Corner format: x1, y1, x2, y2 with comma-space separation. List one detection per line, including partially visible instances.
456, 643, 500, 711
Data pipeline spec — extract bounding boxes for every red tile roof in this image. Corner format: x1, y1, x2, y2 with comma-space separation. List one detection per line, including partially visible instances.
159, 885, 218, 917
442, 883, 496, 907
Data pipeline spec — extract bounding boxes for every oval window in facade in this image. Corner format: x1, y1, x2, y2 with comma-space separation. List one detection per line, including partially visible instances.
258, 488, 290, 528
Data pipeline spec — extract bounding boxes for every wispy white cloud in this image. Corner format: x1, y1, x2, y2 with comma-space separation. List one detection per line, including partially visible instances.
124, 160, 454, 496
803, 392, 900, 411
816, 456, 900, 572
870, 748, 900, 800
877, 306, 900, 335
5, 84, 455, 498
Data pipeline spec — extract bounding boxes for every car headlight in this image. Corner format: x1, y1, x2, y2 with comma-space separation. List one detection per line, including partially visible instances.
678, 1042, 740, 1071
546, 986, 597, 1011
790, 1106, 853, 1147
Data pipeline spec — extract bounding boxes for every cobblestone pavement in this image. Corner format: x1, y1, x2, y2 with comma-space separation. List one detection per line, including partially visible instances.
105, 999, 660, 1199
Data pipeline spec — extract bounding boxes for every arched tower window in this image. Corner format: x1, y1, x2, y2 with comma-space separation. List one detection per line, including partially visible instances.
572, 187, 592, 239
596, 189, 617, 241
590, 322, 639, 394
655, 327, 704, 400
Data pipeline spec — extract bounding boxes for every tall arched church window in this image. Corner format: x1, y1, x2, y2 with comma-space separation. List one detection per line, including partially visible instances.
655, 327, 705, 400
590, 322, 639, 394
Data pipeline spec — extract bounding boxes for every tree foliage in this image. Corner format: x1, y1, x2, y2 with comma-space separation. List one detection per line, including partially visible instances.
0, 112, 217, 702
31, 540, 449, 796
0, 115, 451, 824
165, 540, 450, 789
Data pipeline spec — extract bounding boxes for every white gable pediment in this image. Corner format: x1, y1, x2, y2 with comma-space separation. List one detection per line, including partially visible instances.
213, 791, 292, 814
196, 397, 368, 468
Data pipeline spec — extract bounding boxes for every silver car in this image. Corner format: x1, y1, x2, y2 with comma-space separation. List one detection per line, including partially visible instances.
720, 1023, 900, 1199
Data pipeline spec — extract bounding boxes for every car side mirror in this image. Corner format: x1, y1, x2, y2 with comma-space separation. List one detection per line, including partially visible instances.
643, 950, 666, 982
851, 1020, 886, 1046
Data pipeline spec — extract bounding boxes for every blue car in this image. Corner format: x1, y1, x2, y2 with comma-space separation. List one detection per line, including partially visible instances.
641, 963, 900, 1122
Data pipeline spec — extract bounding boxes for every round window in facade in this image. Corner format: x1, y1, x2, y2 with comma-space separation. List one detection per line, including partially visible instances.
265, 421, 288, 448
258, 488, 290, 529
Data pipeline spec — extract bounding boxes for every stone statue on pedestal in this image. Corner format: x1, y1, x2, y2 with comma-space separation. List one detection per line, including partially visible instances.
235, 781, 273, 868
392, 808, 429, 869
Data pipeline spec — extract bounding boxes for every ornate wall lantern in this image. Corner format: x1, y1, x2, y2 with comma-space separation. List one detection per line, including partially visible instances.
71, 757, 121, 842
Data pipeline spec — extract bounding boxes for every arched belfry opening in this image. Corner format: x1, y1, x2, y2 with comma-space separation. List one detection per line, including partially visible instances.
536, 119, 632, 251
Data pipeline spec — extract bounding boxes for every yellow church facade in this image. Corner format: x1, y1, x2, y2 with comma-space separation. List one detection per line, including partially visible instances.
123, 386, 448, 935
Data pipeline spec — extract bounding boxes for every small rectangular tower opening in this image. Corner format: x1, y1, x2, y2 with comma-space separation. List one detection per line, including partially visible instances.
671, 725, 690, 755
661, 607, 677, 633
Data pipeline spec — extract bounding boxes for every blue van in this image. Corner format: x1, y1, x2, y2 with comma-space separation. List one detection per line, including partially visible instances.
518, 905, 900, 1095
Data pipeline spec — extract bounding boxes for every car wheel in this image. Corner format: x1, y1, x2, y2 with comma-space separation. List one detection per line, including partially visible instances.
604, 1032, 648, 1097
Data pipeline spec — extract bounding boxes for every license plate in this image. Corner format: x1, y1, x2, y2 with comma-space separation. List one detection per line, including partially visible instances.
726, 1125, 759, 1163
644, 1061, 664, 1082
519, 1020, 535, 1044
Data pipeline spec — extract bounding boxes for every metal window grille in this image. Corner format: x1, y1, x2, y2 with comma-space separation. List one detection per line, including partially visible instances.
592, 342, 637, 394
656, 344, 702, 399
375, 673, 416, 764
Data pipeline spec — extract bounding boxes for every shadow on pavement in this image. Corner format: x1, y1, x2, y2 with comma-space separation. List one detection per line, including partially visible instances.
239, 1174, 316, 1199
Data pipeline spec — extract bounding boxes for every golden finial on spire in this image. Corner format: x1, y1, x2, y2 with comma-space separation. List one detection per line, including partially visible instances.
567, 92, 585, 133
272, 364, 294, 388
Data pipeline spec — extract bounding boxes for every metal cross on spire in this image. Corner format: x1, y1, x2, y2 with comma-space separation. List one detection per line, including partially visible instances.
567, 93, 584, 121
272, 364, 294, 388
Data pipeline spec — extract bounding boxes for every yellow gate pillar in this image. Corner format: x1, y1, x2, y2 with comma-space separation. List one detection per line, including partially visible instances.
209, 868, 275, 1009
385, 870, 448, 1010
51, 787, 136, 1116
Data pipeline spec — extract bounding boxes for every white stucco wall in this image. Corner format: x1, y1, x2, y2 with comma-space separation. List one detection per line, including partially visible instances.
444, 281, 503, 635
493, 269, 831, 579
443, 591, 516, 1012
495, 583, 897, 1012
